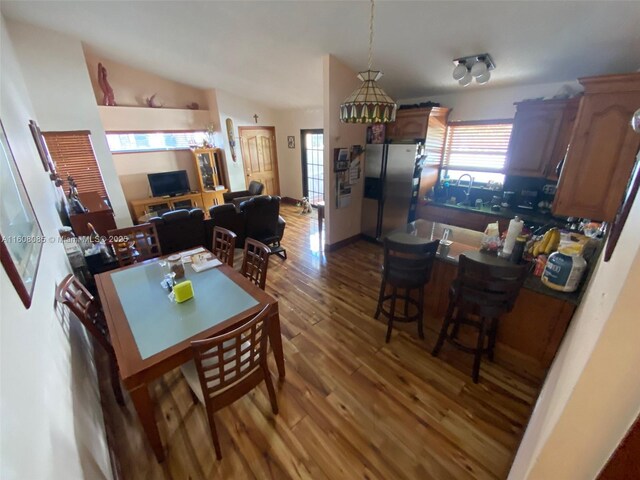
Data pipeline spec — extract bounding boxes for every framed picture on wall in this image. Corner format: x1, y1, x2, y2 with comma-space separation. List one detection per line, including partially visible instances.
0, 120, 44, 309
333, 148, 350, 172
287, 136, 295, 149
28, 119, 52, 172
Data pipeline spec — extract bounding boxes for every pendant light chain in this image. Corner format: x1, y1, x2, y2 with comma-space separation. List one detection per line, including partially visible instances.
368, 0, 375, 71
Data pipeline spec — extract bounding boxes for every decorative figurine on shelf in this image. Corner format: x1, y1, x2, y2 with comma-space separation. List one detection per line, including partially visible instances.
146, 93, 163, 108
97, 63, 116, 106
297, 197, 312, 215
186, 102, 200, 110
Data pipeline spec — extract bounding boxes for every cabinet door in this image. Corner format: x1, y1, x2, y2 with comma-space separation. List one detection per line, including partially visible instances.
553, 91, 640, 221
386, 109, 431, 142
546, 98, 581, 181
505, 102, 565, 177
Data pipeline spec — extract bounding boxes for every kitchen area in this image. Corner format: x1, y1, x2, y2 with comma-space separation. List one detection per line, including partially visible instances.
363, 72, 640, 379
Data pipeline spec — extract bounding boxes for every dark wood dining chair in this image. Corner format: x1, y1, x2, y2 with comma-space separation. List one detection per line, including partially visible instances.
212, 226, 237, 267
180, 304, 278, 459
108, 223, 162, 267
240, 238, 270, 290
432, 252, 528, 383
374, 238, 439, 343
56, 274, 124, 405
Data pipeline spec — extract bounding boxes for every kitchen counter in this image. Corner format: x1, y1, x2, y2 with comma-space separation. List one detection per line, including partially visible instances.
388, 219, 587, 305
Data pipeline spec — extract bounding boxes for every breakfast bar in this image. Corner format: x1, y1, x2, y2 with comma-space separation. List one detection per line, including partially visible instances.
388, 219, 588, 375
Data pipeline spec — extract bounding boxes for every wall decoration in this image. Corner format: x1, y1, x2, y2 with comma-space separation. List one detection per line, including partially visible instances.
225, 118, 237, 162
287, 136, 295, 149
0, 120, 44, 309
367, 124, 385, 144
146, 93, 164, 108
253, 114, 259, 124
334, 147, 363, 209
97, 62, 116, 106
28, 120, 51, 172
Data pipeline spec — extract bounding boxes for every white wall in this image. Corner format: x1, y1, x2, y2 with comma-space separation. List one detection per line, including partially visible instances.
401, 80, 582, 121
509, 156, 640, 479
6, 20, 131, 227
322, 55, 367, 246
273, 107, 323, 199
0, 15, 113, 480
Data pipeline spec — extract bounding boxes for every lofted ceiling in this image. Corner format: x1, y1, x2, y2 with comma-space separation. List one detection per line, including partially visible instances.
2, 1, 639, 109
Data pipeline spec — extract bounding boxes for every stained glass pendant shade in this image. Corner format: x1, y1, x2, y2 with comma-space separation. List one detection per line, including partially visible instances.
339, 0, 397, 124
340, 70, 397, 123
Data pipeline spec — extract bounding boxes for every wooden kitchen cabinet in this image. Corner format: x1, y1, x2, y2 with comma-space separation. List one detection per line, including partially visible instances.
386, 108, 432, 142
553, 73, 640, 221
505, 99, 572, 178
546, 97, 581, 181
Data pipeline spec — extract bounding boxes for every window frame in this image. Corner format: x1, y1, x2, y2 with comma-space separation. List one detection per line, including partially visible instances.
105, 130, 208, 154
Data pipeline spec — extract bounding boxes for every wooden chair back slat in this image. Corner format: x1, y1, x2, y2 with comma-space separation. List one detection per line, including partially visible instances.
108, 223, 162, 267
240, 238, 270, 290
383, 238, 439, 289
212, 226, 237, 267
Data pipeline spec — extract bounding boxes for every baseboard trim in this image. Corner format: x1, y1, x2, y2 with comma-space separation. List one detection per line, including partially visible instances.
325, 233, 363, 252
281, 196, 301, 205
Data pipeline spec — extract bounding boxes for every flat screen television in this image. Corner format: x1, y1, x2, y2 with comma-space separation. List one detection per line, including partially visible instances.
148, 170, 190, 197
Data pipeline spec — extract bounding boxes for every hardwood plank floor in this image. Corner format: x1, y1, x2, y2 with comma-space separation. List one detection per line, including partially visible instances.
98, 205, 540, 480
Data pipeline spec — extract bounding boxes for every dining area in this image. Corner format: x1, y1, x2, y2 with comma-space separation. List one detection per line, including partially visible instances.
56, 225, 285, 465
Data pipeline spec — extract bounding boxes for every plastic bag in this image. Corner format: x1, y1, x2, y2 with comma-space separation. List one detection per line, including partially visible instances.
481, 222, 502, 252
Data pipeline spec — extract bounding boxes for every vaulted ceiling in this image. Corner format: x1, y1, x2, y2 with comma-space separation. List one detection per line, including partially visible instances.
2, 1, 639, 108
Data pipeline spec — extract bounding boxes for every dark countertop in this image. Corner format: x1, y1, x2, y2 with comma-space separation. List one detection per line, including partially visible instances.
387, 219, 594, 305
427, 200, 567, 228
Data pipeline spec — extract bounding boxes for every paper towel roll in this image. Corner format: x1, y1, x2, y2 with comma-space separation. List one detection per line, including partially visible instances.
502, 217, 524, 255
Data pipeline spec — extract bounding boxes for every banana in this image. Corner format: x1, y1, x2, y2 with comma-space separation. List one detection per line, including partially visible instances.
545, 228, 561, 255
534, 230, 551, 257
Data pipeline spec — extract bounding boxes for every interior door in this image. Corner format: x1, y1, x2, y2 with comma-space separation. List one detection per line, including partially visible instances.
238, 126, 280, 196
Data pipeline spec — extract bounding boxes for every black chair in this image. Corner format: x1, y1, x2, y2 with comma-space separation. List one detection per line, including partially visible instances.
374, 238, 439, 343
432, 252, 528, 383
240, 195, 287, 260
222, 181, 265, 206
149, 208, 206, 254
208, 203, 246, 247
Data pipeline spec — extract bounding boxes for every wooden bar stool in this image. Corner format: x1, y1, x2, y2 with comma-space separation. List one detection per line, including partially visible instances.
432, 252, 528, 383
374, 238, 439, 343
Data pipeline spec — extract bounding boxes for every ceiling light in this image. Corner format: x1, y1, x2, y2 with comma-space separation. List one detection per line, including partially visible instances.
340, 0, 397, 124
452, 53, 496, 86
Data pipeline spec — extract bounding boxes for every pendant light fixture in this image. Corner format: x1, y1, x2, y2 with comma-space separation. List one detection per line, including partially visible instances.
340, 0, 397, 124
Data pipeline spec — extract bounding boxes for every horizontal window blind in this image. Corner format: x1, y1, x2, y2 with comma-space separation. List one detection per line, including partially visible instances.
442, 122, 513, 172
43, 131, 108, 199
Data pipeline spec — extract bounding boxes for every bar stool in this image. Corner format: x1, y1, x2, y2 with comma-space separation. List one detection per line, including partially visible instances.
374, 238, 439, 343
432, 252, 527, 383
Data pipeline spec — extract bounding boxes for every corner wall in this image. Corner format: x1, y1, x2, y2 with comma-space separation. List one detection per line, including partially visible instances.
0, 15, 113, 480
509, 158, 640, 479
6, 20, 131, 227
322, 55, 367, 246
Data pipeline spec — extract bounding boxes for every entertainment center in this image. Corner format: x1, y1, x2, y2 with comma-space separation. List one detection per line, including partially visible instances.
130, 147, 229, 223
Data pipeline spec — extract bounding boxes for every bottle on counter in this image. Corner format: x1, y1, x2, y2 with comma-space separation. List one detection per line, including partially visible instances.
499, 216, 524, 258
509, 235, 527, 264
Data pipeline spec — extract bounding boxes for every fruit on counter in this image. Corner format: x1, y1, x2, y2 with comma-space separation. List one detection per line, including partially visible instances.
530, 228, 561, 257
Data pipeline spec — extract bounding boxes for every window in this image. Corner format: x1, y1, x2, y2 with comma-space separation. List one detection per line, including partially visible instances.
43, 131, 108, 199
441, 121, 513, 184
106, 131, 207, 153
301, 130, 324, 205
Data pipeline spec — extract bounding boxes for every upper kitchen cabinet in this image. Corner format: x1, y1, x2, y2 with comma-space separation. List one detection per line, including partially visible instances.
553, 73, 640, 221
505, 99, 577, 178
386, 107, 432, 142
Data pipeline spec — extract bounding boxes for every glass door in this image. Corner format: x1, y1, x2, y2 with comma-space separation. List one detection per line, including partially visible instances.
301, 129, 324, 205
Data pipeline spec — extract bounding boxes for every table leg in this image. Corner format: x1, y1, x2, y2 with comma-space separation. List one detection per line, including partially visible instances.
129, 383, 165, 462
268, 310, 286, 379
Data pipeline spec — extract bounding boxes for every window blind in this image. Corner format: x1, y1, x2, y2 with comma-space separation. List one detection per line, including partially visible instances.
442, 122, 513, 172
43, 131, 108, 199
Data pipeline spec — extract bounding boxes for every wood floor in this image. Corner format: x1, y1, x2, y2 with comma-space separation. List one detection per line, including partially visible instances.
99, 205, 541, 480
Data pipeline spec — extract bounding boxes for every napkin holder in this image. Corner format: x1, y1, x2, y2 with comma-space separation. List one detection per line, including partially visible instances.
173, 280, 194, 303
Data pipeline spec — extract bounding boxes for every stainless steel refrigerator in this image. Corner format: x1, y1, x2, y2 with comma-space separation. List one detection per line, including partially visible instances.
362, 143, 423, 241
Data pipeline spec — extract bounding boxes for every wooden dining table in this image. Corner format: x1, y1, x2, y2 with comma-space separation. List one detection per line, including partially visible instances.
95, 249, 285, 462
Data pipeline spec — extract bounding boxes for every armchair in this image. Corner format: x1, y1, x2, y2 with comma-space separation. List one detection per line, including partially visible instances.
148, 208, 206, 254
240, 195, 287, 259
222, 181, 264, 207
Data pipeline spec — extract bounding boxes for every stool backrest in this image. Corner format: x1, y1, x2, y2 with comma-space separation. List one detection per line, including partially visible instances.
455, 254, 528, 317
383, 238, 439, 289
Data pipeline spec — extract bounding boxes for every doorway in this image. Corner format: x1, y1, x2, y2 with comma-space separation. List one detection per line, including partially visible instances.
301, 129, 324, 205
238, 126, 280, 195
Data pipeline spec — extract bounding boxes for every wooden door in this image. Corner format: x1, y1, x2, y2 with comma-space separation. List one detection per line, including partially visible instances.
553, 74, 640, 221
505, 100, 566, 177
238, 127, 280, 196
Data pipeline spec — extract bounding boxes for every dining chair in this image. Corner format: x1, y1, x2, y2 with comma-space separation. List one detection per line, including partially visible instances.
180, 304, 278, 459
374, 238, 439, 343
108, 223, 162, 267
212, 226, 237, 267
432, 253, 528, 383
240, 238, 270, 290
56, 274, 124, 405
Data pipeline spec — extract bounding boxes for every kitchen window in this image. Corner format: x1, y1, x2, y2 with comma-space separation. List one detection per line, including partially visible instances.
441, 120, 513, 185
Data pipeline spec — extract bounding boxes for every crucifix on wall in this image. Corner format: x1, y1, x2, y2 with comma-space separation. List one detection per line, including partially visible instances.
253, 114, 259, 124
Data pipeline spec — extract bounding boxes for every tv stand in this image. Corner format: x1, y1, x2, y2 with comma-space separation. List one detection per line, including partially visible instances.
130, 190, 227, 224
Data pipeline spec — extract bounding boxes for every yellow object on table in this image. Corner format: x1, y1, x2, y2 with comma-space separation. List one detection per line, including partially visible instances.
173, 280, 194, 303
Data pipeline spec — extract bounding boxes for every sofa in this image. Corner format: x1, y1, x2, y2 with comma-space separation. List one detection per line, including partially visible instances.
222, 180, 264, 207
209, 195, 286, 258
148, 208, 207, 254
